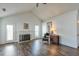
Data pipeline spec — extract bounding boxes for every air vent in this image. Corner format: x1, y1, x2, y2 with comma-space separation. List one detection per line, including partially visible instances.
2, 8, 6, 12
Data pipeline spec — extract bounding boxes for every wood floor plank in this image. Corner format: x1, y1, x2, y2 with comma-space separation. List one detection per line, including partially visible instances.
0, 39, 79, 56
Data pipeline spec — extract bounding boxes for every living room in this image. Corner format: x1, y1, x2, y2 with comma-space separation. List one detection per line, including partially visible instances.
0, 3, 79, 56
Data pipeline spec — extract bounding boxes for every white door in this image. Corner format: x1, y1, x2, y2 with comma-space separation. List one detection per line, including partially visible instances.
6, 25, 14, 43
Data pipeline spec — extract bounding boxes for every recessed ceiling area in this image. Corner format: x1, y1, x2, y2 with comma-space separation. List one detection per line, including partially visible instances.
0, 3, 79, 20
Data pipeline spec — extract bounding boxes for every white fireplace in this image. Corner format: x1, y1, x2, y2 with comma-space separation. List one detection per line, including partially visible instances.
17, 30, 35, 42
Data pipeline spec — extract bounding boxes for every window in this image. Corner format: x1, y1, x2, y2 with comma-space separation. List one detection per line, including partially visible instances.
35, 25, 39, 38
6, 25, 13, 41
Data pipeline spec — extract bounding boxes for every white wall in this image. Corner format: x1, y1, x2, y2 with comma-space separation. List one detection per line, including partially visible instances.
77, 10, 79, 47
42, 10, 78, 48
0, 19, 2, 44
53, 10, 78, 48
0, 12, 42, 44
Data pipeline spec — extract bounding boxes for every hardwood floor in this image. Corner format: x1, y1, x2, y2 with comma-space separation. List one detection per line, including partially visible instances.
0, 39, 79, 56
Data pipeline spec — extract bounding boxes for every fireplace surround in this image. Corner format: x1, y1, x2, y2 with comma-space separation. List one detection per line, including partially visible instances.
19, 34, 30, 42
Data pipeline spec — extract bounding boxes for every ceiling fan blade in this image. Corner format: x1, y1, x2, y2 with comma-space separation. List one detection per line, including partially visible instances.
36, 3, 47, 8
42, 3, 47, 4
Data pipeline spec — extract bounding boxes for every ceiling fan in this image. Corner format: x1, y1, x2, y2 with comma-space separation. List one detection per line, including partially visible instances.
36, 3, 47, 8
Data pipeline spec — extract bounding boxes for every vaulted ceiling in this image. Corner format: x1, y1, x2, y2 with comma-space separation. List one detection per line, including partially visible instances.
0, 3, 79, 20
32, 3, 79, 21
0, 3, 35, 17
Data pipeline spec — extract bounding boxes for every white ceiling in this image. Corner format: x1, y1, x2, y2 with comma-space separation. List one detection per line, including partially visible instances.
32, 3, 79, 20
0, 3, 35, 17
0, 3, 79, 20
